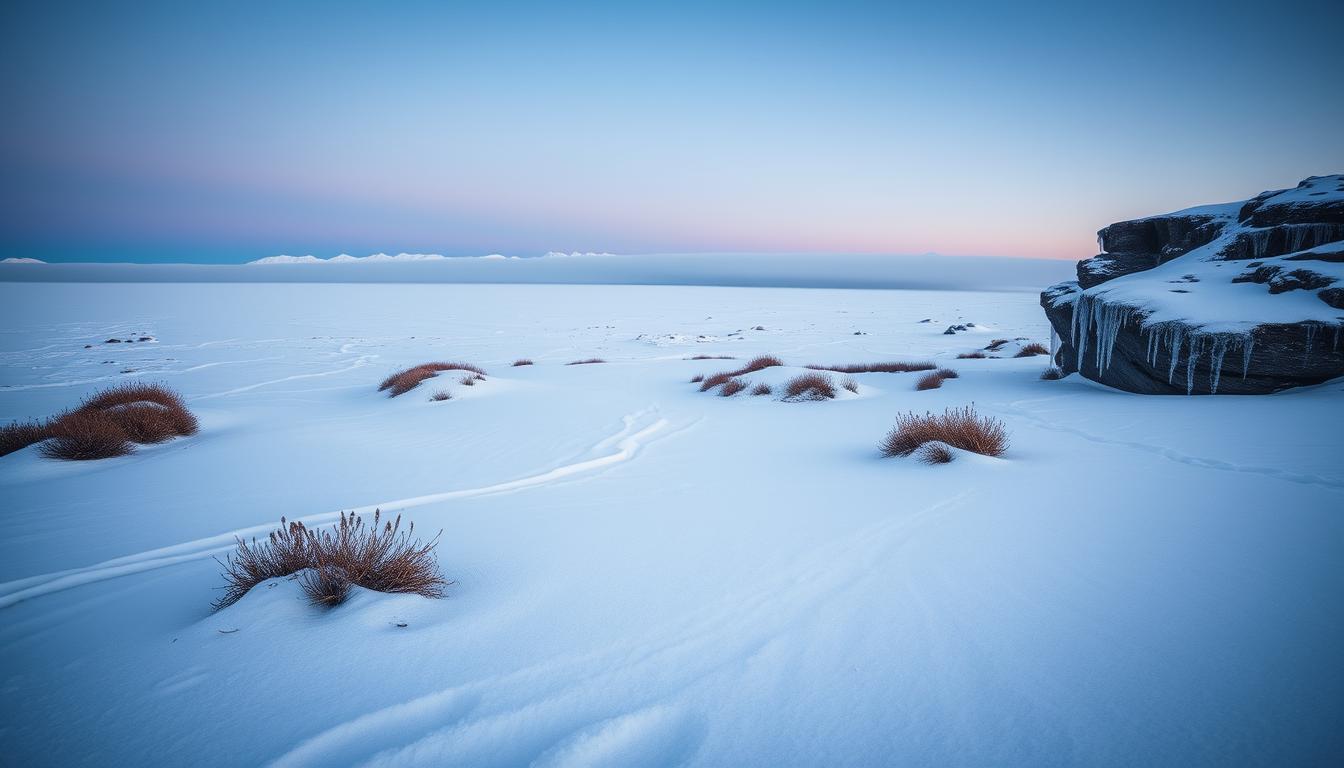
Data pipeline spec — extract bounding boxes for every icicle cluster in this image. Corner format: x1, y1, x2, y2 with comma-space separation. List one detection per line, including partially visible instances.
1071, 292, 1261, 394
1070, 293, 1137, 375
1241, 223, 1344, 259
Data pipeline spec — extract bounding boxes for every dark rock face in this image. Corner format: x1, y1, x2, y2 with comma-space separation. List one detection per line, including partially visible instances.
1041, 175, 1344, 394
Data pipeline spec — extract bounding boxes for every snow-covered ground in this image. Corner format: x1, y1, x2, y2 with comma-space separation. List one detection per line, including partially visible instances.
1, 281, 1341, 766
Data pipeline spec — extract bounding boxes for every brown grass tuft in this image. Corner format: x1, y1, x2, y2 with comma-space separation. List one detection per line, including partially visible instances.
916, 442, 955, 464
380, 362, 486, 397
880, 406, 1008, 458
935, 368, 959, 379
24, 383, 198, 461
566, 358, 606, 365
782, 373, 836, 401
719, 378, 749, 397
1015, 343, 1049, 357
39, 409, 135, 460
215, 510, 446, 610
429, 390, 451, 401
1, 420, 51, 457
750, 383, 772, 396
915, 372, 944, 390
1040, 367, 1065, 381
841, 377, 859, 393
806, 361, 935, 374
956, 351, 987, 359
690, 374, 705, 383
689, 355, 736, 360
511, 359, 534, 367
699, 355, 785, 391
984, 339, 1010, 351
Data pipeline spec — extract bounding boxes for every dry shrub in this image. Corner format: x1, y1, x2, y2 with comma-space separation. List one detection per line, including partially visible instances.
915, 372, 944, 391
783, 373, 836, 401
935, 368, 959, 379
83, 382, 198, 437
380, 362, 486, 397
916, 442, 954, 464
1015, 343, 1049, 357
29, 383, 198, 461
215, 510, 446, 610
956, 351, 987, 359
689, 355, 735, 360
699, 355, 784, 392
511, 359, 533, 367
1040, 367, 1065, 381
0, 420, 50, 457
841, 377, 859, 393
460, 375, 477, 386
880, 406, 1008, 458
40, 409, 135, 460
429, 390, 451, 401
720, 378, 749, 396
567, 358, 606, 365
806, 361, 935, 374
750, 383, 772, 396
690, 374, 705, 383
699, 372, 734, 391
984, 339, 1010, 351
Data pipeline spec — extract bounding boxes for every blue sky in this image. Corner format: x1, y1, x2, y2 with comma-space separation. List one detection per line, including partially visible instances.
1, 0, 1341, 263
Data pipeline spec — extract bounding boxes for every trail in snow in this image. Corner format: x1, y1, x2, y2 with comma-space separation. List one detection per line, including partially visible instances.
999, 398, 1344, 491
0, 409, 678, 610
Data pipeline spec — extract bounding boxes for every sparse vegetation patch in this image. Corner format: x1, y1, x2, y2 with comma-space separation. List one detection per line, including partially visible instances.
783, 373, 836, 401
880, 406, 1008, 459
380, 362, 487, 397
215, 510, 446, 610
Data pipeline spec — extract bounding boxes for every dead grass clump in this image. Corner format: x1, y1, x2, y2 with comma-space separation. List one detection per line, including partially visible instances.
1040, 367, 1065, 381
689, 355, 735, 360
511, 359, 534, 366
935, 368, 959, 379
699, 372, 734, 391
215, 510, 446, 610
567, 358, 606, 365
916, 442, 954, 464
380, 362, 486, 397
957, 351, 987, 359
460, 375, 477, 386
30, 383, 198, 461
915, 372, 944, 391
985, 339, 1010, 351
720, 378, 749, 397
806, 361, 935, 374
880, 406, 1008, 459
750, 383, 772, 396
699, 355, 785, 392
841, 377, 859, 393
39, 409, 135, 460
82, 382, 198, 437
0, 420, 50, 457
1015, 343, 1049, 357
690, 374, 705, 383
783, 373, 836, 401
429, 390, 451, 401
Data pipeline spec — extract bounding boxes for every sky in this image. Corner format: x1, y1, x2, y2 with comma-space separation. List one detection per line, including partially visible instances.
1, 0, 1341, 264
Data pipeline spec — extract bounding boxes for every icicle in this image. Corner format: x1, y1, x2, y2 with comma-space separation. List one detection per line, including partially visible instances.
1209, 336, 1229, 394
1305, 322, 1319, 363
1167, 325, 1185, 384
1241, 332, 1254, 379
1049, 326, 1059, 364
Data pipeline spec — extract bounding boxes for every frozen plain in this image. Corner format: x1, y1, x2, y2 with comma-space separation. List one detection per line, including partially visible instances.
0, 279, 1341, 767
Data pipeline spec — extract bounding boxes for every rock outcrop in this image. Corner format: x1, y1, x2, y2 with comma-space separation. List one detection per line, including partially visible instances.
1041, 175, 1344, 394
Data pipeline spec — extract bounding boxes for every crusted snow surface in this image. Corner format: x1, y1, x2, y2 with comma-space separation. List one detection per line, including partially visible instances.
1, 282, 1341, 766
